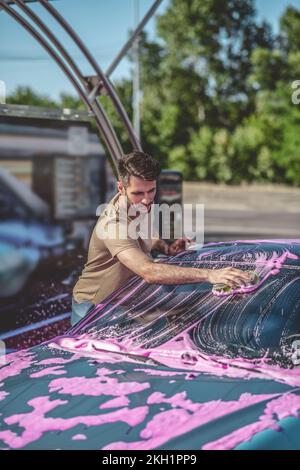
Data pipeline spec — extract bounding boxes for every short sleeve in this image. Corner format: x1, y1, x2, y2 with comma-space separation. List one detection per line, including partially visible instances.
101, 220, 140, 258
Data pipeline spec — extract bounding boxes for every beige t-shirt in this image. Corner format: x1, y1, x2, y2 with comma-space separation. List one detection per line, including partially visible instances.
73, 193, 153, 305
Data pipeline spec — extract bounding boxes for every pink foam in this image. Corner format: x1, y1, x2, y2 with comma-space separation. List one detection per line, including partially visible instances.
49, 374, 150, 397
72, 434, 87, 441
37, 355, 81, 366
100, 396, 130, 409
0, 352, 36, 382
103, 392, 276, 450
0, 390, 8, 401
30, 366, 66, 378
203, 392, 300, 450
0, 395, 148, 449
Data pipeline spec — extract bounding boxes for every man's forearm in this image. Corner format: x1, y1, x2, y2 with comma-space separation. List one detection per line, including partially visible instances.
144, 262, 209, 284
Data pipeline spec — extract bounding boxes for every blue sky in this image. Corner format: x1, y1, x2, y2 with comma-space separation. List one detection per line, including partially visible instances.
0, 0, 300, 101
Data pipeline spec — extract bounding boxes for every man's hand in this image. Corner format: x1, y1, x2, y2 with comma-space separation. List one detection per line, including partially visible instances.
151, 238, 169, 255
168, 237, 191, 256
206, 267, 252, 288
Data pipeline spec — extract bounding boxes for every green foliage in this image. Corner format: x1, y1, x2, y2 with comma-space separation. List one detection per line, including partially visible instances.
189, 127, 214, 180
249, 48, 287, 90
280, 6, 300, 52
7, 86, 57, 108
168, 145, 191, 179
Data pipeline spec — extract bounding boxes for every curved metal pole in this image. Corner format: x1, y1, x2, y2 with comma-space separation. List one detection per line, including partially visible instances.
107, 0, 163, 77
39, 0, 142, 152
12, 0, 123, 172
0, 0, 122, 172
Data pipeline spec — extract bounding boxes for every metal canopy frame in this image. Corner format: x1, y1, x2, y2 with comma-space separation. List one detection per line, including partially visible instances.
0, 0, 163, 174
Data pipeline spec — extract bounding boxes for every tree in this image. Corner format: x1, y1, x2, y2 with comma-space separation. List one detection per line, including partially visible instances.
156, 0, 272, 127
7, 86, 57, 108
134, 0, 274, 173
280, 6, 300, 53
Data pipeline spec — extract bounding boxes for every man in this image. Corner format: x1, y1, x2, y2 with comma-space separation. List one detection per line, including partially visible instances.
72, 151, 251, 325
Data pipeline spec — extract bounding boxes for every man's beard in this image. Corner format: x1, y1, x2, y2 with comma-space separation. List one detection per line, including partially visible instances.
130, 202, 153, 217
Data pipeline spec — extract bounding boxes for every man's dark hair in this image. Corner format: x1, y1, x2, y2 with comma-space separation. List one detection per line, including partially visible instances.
118, 151, 161, 186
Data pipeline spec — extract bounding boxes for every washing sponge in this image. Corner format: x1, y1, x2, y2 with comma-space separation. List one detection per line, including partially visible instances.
212, 271, 259, 296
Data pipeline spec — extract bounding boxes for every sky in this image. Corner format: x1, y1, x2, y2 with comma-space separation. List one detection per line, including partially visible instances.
0, 0, 300, 102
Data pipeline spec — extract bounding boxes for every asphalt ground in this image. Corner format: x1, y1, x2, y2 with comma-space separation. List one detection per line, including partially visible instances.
183, 182, 300, 242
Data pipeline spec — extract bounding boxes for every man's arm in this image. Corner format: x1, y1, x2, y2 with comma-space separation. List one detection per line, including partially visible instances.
117, 247, 252, 287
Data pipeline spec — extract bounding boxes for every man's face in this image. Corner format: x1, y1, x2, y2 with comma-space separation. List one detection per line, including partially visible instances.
118, 175, 157, 212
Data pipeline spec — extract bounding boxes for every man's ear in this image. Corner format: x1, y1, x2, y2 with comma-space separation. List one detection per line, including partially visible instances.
117, 181, 125, 194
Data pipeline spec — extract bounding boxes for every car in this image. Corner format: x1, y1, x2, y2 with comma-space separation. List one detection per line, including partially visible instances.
1, 239, 300, 450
